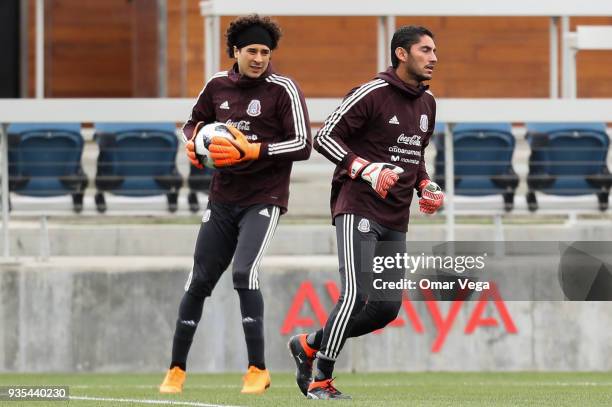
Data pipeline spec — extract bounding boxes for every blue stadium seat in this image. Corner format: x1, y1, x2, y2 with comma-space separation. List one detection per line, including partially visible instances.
93, 123, 183, 212
7, 123, 88, 212
525, 122, 612, 211
434, 123, 519, 211
187, 166, 214, 213
433, 122, 445, 135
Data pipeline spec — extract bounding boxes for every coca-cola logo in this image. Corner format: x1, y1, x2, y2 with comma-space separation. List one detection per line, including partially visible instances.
397, 134, 422, 146
225, 119, 251, 131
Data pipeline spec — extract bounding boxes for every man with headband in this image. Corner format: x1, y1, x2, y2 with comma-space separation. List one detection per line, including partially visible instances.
160, 14, 311, 395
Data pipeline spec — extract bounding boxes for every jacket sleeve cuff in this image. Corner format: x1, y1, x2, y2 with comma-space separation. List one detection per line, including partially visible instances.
341, 152, 359, 174
258, 142, 270, 159
416, 176, 431, 197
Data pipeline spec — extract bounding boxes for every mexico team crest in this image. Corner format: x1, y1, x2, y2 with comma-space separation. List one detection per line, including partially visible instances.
420, 114, 429, 132
247, 99, 262, 117
358, 218, 371, 233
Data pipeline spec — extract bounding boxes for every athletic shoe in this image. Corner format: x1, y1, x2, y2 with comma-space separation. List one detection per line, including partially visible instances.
307, 378, 351, 400
159, 366, 186, 394
288, 334, 317, 396
240, 366, 271, 394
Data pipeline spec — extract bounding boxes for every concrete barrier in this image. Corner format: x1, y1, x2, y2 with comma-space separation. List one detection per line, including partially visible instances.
1, 256, 611, 373
3, 221, 612, 258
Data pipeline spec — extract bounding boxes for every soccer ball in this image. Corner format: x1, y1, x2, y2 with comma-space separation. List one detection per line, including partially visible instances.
193, 122, 234, 168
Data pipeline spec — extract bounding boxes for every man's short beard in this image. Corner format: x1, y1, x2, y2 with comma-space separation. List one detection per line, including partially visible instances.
405, 65, 429, 84
415, 74, 429, 83
410, 72, 430, 84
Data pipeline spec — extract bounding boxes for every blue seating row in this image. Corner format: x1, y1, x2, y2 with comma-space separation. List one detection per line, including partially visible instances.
7, 122, 611, 214
433, 122, 612, 211
6, 123, 213, 213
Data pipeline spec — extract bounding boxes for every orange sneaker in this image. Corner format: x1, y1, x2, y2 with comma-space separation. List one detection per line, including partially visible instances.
159, 366, 186, 394
240, 366, 271, 395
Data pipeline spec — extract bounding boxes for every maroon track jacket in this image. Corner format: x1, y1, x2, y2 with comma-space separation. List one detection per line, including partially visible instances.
314, 67, 436, 231
182, 63, 312, 213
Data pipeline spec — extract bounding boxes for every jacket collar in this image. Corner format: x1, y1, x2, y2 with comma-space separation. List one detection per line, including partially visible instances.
228, 62, 274, 88
375, 67, 428, 99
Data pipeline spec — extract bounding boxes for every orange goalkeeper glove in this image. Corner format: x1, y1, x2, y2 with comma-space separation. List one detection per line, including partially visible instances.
208, 125, 261, 167
185, 122, 204, 169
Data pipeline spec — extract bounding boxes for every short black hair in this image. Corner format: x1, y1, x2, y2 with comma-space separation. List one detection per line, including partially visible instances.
390, 26, 434, 68
225, 14, 282, 58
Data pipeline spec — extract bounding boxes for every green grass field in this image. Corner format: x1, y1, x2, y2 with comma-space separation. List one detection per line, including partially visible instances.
1, 372, 611, 406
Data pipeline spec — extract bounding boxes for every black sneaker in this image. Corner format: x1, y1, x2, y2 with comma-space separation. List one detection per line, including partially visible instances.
307, 378, 351, 400
288, 334, 316, 396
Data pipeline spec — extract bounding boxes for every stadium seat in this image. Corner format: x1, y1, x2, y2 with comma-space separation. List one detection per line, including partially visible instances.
93, 123, 183, 213
187, 166, 214, 213
434, 123, 519, 211
7, 123, 88, 213
525, 123, 612, 211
